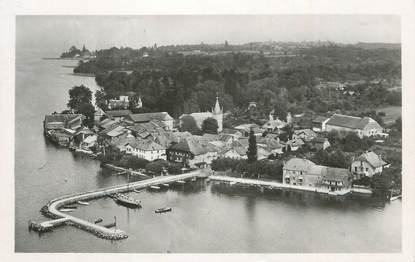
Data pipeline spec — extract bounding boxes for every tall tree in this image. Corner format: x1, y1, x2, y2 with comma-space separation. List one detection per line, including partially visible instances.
247, 128, 257, 163
67, 85, 95, 128
201, 117, 219, 134
180, 115, 202, 135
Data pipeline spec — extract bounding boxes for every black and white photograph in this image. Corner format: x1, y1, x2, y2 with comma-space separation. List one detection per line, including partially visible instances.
1, 0, 415, 260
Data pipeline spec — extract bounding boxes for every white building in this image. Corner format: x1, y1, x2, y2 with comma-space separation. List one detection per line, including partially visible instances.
325, 114, 384, 138
179, 95, 223, 132
351, 151, 388, 179
125, 139, 166, 161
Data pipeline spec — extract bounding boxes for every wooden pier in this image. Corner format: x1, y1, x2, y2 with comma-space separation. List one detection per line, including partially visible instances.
30, 170, 208, 240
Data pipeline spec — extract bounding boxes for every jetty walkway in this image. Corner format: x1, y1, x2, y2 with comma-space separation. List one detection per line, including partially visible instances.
209, 175, 351, 196
30, 170, 208, 240
101, 163, 150, 178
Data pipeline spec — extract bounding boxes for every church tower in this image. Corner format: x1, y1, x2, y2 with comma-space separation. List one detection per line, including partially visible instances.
136, 96, 143, 109
212, 95, 223, 132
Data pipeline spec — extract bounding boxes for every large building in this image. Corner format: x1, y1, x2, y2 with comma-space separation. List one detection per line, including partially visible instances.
125, 112, 174, 130
325, 114, 384, 138
179, 96, 223, 132
283, 158, 352, 194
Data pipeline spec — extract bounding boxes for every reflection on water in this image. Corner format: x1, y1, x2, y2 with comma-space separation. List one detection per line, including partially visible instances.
15, 53, 401, 253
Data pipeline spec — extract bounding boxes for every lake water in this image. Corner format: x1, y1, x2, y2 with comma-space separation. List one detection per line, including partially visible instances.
15, 52, 401, 253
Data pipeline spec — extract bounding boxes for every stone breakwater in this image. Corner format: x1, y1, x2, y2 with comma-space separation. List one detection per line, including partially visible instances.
29, 170, 208, 240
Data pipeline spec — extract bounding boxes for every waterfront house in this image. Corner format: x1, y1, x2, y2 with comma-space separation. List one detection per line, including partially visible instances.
351, 151, 388, 179
105, 109, 132, 122
325, 114, 384, 138
125, 112, 174, 130
43, 113, 84, 132
80, 134, 97, 149
283, 158, 352, 194
124, 139, 166, 161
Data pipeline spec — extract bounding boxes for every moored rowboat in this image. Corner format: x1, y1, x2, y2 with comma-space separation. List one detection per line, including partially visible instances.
155, 207, 172, 213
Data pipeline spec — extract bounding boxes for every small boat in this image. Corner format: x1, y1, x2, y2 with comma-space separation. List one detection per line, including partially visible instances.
113, 193, 142, 208
149, 185, 161, 190
59, 208, 75, 212
176, 180, 186, 184
62, 205, 77, 209
230, 181, 237, 185
38, 161, 47, 169
77, 201, 89, 206
103, 222, 116, 228
155, 207, 172, 213
390, 195, 402, 201
161, 183, 169, 187
133, 189, 143, 193
94, 217, 103, 224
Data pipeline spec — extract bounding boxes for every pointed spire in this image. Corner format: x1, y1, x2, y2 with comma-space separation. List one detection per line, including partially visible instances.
213, 93, 222, 114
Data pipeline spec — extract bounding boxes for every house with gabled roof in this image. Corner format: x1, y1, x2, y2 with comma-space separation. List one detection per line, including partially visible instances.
325, 114, 383, 138
292, 129, 317, 142
105, 109, 132, 122
124, 139, 166, 161
167, 136, 219, 168
351, 151, 388, 179
125, 112, 174, 130
283, 157, 352, 194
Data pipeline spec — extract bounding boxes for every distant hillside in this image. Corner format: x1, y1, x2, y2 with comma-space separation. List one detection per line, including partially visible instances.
353, 42, 401, 50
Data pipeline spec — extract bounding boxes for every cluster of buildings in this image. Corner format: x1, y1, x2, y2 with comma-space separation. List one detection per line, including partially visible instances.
282, 150, 389, 195
43, 93, 390, 194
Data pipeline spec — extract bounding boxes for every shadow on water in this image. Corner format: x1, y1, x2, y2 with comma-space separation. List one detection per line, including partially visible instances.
210, 182, 387, 211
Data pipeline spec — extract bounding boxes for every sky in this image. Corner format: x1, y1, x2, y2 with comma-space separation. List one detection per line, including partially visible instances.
16, 15, 401, 56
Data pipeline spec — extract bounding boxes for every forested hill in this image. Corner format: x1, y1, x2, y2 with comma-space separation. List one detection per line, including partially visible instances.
73, 43, 401, 119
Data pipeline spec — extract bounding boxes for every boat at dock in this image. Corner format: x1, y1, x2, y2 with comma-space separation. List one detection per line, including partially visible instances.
59, 208, 75, 212
77, 201, 89, 205
155, 207, 172, 213
62, 205, 77, 209
390, 195, 401, 201
230, 181, 237, 185
103, 222, 116, 228
149, 185, 161, 190
176, 180, 186, 184
113, 193, 142, 208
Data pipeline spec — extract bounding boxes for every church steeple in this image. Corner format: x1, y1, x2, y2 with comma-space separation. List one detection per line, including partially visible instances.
213, 94, 222, 114
136, 95, 143, 109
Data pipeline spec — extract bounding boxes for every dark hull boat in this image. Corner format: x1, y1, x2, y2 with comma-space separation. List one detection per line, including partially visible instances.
155, 207, 172, 213
113, 193, 142, 208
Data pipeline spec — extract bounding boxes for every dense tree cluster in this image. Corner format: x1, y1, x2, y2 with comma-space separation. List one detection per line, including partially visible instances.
73, 44, 400, 119
67, 85, 95, 128
211, 158, 283, 181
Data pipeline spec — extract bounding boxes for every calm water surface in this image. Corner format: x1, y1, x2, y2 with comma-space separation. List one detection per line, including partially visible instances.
15, 52, 401, 253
